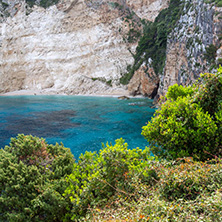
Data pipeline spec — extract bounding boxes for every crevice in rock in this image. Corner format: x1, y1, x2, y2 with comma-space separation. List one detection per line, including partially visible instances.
149, 81, 159, 99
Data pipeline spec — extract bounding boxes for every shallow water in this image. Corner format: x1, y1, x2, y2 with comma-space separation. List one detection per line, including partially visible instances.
0, 96, 155, 158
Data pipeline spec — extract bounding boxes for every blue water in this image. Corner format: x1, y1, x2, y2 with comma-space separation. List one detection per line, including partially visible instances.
0, 96, 155, 158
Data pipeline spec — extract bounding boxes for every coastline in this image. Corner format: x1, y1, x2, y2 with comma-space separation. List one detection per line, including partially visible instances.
0, 89, 145, 98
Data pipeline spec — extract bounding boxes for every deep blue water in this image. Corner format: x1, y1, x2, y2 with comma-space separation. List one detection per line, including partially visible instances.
0, 96, 155, 158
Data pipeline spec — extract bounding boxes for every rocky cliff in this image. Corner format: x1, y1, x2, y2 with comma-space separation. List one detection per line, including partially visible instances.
125, 0, 222, 98
0, 0, 221, 97
0, 0, 168, 95
158, 0, 222, 96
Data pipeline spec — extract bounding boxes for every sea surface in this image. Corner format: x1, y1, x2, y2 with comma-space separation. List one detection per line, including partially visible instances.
0, 96, 155, 158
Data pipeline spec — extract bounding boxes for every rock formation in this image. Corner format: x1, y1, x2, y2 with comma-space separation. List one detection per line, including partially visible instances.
0, 0, 221, 97
158, 0, 220, 96
128, 62, 159, 97
0, 0, 167, 95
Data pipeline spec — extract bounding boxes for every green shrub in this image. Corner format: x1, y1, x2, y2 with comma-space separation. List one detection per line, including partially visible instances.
142, 69, 222, 160
217, 57, 222, 65
142, 96, 217, 160
82, 157, 222, 221
39, 0, 59, 9
216, 0, 222, 7
25, 0, 59, 9
166, 83, 196, 101
194, 71, 222, 116
159, 158, 222, 201
64, 138, 158, 221
204, 44, 217, 64
0, 134, 74, 222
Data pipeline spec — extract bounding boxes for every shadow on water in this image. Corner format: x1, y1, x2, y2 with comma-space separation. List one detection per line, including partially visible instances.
4, 110, 80, 137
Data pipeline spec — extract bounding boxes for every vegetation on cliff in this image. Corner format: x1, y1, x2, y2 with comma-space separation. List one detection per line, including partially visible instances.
210, 0, 222, 7
26, 0, 59, 9
121, 0, 222, 86
0, 69, 222, 221
120, 0, 185, 84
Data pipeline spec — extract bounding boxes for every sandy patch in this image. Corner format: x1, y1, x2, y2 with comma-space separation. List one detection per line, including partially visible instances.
0, 89, 60, 96
0, 89, 144, 98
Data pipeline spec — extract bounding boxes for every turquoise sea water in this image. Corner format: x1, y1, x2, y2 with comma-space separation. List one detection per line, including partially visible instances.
0, 96, 155, 158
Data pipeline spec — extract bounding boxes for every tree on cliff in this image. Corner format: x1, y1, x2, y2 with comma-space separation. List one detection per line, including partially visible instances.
0, 134, 74, 222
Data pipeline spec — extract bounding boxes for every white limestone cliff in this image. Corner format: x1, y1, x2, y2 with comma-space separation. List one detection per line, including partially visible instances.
0, 0, 168, 95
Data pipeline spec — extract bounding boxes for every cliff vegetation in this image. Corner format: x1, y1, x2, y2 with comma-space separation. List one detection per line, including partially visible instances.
26, 0, 59, 9
120, 0, 184, 85
0, 68, 222, 221
122, 0, 222, 97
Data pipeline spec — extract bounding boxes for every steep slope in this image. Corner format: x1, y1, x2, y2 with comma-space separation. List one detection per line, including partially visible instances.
0, 0, 168, 95
126, 0, 222, 97
159, 0, 222, 96
1, 0, 221, 97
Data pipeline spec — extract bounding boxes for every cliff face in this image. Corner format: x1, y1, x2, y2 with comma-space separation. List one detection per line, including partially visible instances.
126, 0, 222, 98
0, 0, 167, 95
126, 0, 169, 22
0, 0, 131, 94
158, 0, 221, 96
0, 0, 221, 96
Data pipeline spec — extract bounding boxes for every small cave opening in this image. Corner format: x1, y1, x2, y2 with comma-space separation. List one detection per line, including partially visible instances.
149, 81, 159, 99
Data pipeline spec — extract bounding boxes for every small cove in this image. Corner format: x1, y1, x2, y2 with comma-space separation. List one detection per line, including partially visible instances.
0, 95, 156, 158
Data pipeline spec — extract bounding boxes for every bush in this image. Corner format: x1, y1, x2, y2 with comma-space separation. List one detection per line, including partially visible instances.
64, 138, 158, 221
194, 71, 222, 116
26, 0, 59, 9
142, 68, 222, 160
165, 83, 196, 101
204, 44, 217, 64
159, 158, 222, 201
0, 134, 74, 222
82, 157, 222, 221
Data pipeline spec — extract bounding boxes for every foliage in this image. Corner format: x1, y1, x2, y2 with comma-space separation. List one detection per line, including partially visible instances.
217, 0, 222, 7
194, 71, 222, 116
206, 0, 222, 7
64, 138, 158, 221
0, 0, 9, 9
81, 158, 222, 221
1, 135, 222, 221
39, 0, 59, 9
204, 44, 217, 64
127, 28, 141, 43
159, 158, 222, 201
217, 57, 222, 66
25, 0, 59, 9
142, 96, 218, 160
26, 0, 35, 8
120, 0, 184, 84
0, 134, 74, 222
166, 83, 196, 101
91, 77, 112, 87
142, 68, 222, 160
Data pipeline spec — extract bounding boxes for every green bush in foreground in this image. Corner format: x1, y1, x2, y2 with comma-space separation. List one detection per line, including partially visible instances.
0, 134, 74, 222
1, 135, 222, 221
142, 68, 222, 160
82, 158, 222, 221
64, 138, 159, 221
